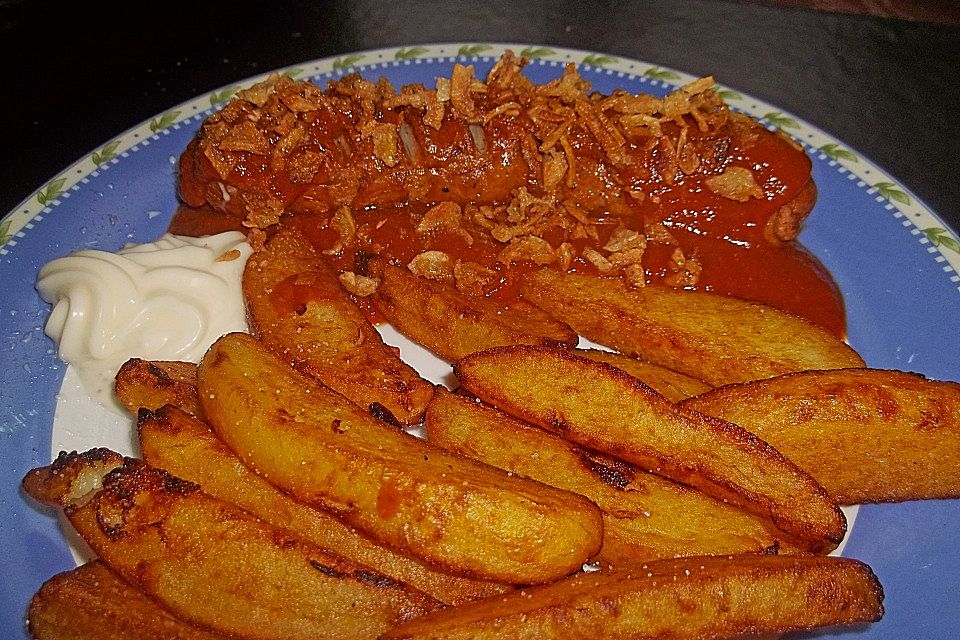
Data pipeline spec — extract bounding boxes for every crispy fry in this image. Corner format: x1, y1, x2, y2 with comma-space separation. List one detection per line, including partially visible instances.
28, 561, 225, 640
198, 332, 603, 584
454, 345, 846, 552
243, 227, 434, 424
425, 388, 803, 565
138, 404, 510, 605
371, 261, 577, 361
519, 269, 865, 386
114, 359, 200, 415
382, 555, 884, 640
572, 347, 711, 402
22, 451, 439, 640
681, 368, 960, 505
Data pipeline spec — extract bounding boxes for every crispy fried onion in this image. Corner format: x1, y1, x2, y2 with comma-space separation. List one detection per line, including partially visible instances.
199, 51, 740, 288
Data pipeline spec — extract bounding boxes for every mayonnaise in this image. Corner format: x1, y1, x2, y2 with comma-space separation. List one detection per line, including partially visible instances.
36, 231, 253, 413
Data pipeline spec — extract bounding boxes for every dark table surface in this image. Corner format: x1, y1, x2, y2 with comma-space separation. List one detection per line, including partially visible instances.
3, 0, 958, 231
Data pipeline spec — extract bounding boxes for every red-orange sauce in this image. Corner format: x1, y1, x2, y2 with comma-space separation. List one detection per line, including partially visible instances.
171, 70, 846, 338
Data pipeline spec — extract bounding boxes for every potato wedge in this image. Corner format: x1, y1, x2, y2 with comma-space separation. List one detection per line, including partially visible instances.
454, 345, 845, 552
382, 554, 884, 639
519, 269, 865, 386
28, 561, 225, 640
198, 332, 603, 584
371, 261, 577, 361
681, 368, 960, 504
243, 227, 433, 425
22, 451, 439, 640
138, 404, 510, 605
425, 388, 803, 565
114, 358, 200, 415
572, 348, 711, 402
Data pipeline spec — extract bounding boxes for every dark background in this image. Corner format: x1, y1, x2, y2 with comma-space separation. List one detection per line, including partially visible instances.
2, 0, 958, 231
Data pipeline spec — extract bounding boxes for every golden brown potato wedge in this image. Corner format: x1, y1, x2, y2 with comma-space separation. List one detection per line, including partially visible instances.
114, 359, 200, 415
198, 332, 603, 584
454, 345, 846, 552
138, 404, 511, 605
572, 348, 711, 402
371, 261, 577, 361
425, 388, 803, 565
519, 269, 865, 386
681, 368, 960, 505
28, 561, 225, 640
22, 451, 440, 640
243, 227, 434, 425
382, 554, 884, 640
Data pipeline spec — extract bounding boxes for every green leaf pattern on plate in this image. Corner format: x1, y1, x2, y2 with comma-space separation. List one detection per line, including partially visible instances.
642, 67, 681, 81
149, 110, 182, 133
209, 86, 239, 106
818, 143, 858, 162
715, 89, 743, 101
923, 227, 960, 254
92, 140, 121, 166
36, 177, 67, 205
581, 54, 617, 67
395, 47, 430, 60
282, 67, 304, 78
873, 181, 911, 205
333, 54, 366, 70
762, 112, 800, 129
519, 47, 556, 59
458, 44, 492, 56
0, 219, 11, 247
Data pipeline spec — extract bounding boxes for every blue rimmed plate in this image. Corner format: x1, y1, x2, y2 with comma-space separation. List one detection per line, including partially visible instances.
2, 44, 958, 638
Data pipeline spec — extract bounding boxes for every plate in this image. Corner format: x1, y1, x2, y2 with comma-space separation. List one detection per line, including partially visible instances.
2, 44, 959, 638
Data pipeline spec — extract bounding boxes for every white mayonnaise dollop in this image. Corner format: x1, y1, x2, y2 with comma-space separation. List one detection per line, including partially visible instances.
36, 231, 252, 412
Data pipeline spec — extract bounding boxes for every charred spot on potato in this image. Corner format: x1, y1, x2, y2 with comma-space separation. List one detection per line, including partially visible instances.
370, 403, 401, 428
355, 569, 403, 590
145, 362, 175, 386
310, 560, 347, 578
576, 451, 637, 491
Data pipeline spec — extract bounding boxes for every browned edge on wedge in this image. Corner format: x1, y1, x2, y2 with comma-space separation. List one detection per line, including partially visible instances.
198, 332, 604, 584
682, 368, 960, 505
28, 561, 227, 640
243, 226, 434, 425
454, 344, 846, 552
425, 387, 802, 565
115, 359, 201, 416
572, 347, 711, 402
22, 450, 440, 640
371, 260, 576, 362
138, 403, 511, 605
382, 554, 884, 640
519, 269, 865, 386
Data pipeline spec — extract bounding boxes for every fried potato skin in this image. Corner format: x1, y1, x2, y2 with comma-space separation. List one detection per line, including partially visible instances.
28, 561, 225, 640
138, 404, 511, 605
425, 388, 801, 565
23, 452, 439, 640
243, 227, 434, 424
454, 345, 845, 552
372, 262, 576, 362
382, 554, 884, 640
22, 448, 125, 509
114, 359, 200, 415
682, 368, 960, 504
519, 269, 865, 386
572, 348, 711, 402
198, 332, 603, 584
